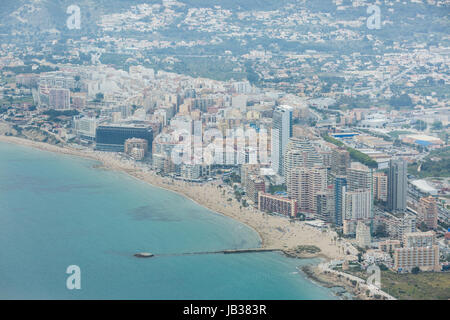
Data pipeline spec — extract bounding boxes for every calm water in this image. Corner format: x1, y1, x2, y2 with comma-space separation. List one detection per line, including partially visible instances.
0, 142, 335, 299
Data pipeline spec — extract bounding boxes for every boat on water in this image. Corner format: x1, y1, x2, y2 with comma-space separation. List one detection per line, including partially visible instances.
134, 252, 154, 258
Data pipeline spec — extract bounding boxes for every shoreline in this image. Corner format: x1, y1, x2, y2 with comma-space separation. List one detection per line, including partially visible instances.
0, 135, 365, 300
0, 135, 370, 299
301, 263, 397, 300
299, 265, 364, 300
0, 135, 269, 244
123, 164, 267, 248
0, 135, 350, 259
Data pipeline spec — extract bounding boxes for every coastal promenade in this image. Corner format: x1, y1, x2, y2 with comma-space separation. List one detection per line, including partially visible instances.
318, 261, 396, 300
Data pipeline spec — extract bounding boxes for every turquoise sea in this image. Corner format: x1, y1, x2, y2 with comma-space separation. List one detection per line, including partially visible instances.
0, 141, 335, 299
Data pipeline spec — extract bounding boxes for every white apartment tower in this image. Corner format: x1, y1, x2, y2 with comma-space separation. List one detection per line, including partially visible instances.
271, 105, 293, 176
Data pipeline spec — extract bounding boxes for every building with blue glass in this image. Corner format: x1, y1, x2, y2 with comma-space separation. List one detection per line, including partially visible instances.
335, 175, 347, 226
95, 125, 153, 152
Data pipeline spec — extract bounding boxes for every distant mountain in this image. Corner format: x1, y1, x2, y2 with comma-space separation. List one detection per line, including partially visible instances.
0, 0, 448, 51
1, 0, 292, 34
0, 0, 147, 34
0, 0, 295, 44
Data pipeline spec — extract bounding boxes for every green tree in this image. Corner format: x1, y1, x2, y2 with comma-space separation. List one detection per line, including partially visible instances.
431, 121, 443, 131
414, 120, 427, 131
411, 266, 420, 274
374, 224, 388, 237
95, 93, 104, 102
234, 190, 242, 202
390, 94, 412, 109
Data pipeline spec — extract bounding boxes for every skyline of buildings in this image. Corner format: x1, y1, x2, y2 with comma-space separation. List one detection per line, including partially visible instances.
0, 2, 448, 291
0, 0, 449, 305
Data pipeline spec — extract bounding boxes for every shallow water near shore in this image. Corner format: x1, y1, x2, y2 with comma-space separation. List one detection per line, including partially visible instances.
0, 141, 336, 299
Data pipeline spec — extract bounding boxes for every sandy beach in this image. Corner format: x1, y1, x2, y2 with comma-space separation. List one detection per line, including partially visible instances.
0, 135, 352, 261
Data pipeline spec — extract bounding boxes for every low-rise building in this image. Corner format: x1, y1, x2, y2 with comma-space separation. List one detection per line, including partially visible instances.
181, 164, 202, 180
258, 192, 297, 217
393, 245, 440, 272
393, 231, 440, 272
124, 138, 148, 160
379, 240, 401, 253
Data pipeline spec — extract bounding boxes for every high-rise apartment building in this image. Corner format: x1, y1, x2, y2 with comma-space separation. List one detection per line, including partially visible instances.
373, 172, 388, 202
73, 116, 97, 141
319, 150, 332, 169
347, 163, 372, 191
271, 105, 292, 176
331, 148, 350, 176
397, 214, 417, 243
388, 159, 407, 213
343, 188, 372, 221
287, 166, 327, 215
283, 137, 322, 174
315, 190, 335, 223
346, 163, 373, 225
334, 175, 347, 226
241, 164, 261, 190
284, 137, 322, 193
49, 88, 70, 110
342, 187, 373, 235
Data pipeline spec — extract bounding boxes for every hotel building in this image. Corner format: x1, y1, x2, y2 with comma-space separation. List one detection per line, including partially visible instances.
393, 231, 440, 272
96, 124, 153, 152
